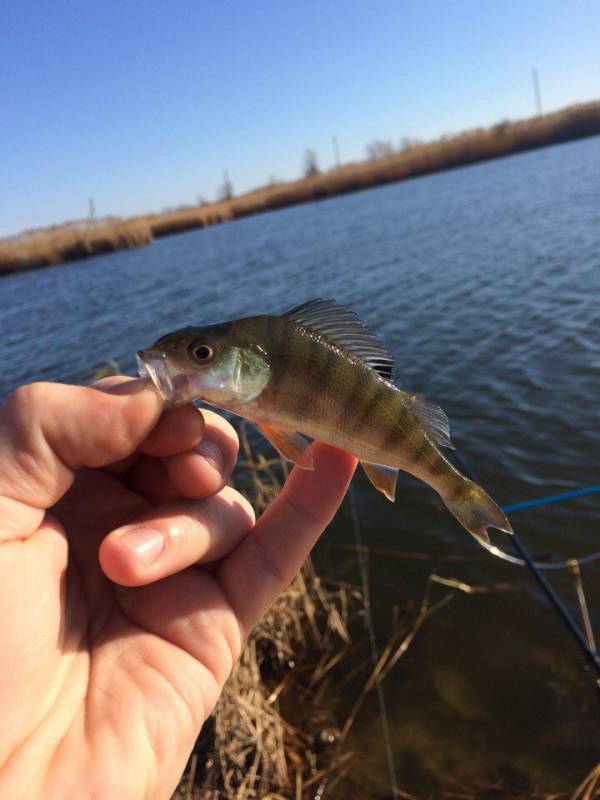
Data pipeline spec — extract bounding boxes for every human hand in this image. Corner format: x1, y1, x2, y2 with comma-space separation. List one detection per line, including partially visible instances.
0, 377, 356, 799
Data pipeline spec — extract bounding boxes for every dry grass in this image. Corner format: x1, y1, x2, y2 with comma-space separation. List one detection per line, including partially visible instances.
0, 217, 153, 274
144, 202, 236, 237
2, 101, 599, 276
169, 427, 600, 799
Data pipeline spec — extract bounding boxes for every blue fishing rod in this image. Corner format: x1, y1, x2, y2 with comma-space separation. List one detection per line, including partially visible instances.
451, 450, 600, 684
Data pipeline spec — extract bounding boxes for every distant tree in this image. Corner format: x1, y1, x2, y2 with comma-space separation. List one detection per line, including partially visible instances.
302, 149, 320, 177
492, 120, 510, 136
197, 195, 209, 206
399, 136, 421, 151
218, 170, 234, 201
365, 139, 394, 160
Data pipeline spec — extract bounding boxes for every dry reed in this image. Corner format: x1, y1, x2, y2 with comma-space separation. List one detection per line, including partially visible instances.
0, 217, 153, 274
2, 101, 599, 276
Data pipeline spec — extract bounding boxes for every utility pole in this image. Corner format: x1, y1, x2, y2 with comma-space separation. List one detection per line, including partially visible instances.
532, 68, 542, 116
88, 197, 96, 220
332, 135, 341, 167
220, 170, 233, 201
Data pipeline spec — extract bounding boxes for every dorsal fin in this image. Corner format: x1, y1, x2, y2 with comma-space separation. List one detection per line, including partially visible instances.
407, 393, 454, 449
284, 298, 395, 382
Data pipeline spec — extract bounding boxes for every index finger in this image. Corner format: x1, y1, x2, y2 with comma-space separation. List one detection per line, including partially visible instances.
94, 376, 205, 464
0, 379, 162, 542
216, 443, 357, 635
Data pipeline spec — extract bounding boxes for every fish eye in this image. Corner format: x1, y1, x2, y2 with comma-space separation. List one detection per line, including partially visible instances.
191, 343, 215, 363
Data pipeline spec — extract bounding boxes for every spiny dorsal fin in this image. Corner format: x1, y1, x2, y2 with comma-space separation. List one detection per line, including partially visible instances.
284, 298, 395, 382
407, 393, 454, 449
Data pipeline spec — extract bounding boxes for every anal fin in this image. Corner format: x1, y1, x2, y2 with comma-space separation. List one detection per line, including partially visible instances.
256, 423, 314, 469
361, 461, 398, 501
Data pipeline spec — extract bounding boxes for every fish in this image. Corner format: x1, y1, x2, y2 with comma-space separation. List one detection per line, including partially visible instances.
136, 298, 512, 544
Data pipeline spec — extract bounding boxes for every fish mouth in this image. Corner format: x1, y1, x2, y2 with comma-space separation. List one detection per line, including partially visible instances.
136, 349, 184, 404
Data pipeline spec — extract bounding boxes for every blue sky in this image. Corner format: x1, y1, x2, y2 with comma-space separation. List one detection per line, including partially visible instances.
1, 0, 599, 236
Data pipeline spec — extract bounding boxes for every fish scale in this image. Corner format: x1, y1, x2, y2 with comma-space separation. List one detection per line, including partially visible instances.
136, 298, 512, 544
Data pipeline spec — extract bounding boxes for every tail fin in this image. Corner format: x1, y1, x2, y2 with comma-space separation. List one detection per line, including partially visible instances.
442, 478, 513, 544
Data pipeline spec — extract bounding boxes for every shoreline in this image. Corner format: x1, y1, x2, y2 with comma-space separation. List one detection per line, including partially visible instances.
1, 100, 599, 277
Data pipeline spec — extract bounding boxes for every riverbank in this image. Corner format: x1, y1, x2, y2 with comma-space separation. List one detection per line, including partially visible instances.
1, 101, 599, 276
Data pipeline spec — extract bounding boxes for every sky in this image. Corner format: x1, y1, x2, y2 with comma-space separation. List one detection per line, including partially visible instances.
1, 0, 599, 236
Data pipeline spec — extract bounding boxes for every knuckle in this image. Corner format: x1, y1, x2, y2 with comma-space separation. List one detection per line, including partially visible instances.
201, 411, 240, 461
219, 486, 256, 528
5, 382, 48, 420
189, 502, 211, 534
220, 417, 239, 449
194, 488, 255, 542
282, 490, 327, 531
191, 405, 206, 433
1, 384, 59, 501
250, 533, 289, 587
192, 622, 237, 686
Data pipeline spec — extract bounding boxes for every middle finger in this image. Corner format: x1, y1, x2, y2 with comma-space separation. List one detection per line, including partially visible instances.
123, 409, 240, 503
165, 409, 239, 499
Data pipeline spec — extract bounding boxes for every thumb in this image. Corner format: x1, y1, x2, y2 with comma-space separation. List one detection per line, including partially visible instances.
0, 379, 162, 535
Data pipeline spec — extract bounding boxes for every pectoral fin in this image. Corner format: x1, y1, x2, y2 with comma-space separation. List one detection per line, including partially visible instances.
256, 423, 314, 469
361, 461, 399, 501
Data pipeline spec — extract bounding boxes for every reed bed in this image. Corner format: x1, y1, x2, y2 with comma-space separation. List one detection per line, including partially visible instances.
171, 427, 600, 799
0, 217, 153, 274
2, 101, 599, 276
144, 203, 236, 238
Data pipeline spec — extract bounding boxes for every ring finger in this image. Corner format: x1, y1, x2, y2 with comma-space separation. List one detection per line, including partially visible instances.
165, 408, 239, 499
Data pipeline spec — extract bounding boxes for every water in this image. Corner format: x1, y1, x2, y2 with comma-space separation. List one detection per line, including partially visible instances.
2, 135, 600, 795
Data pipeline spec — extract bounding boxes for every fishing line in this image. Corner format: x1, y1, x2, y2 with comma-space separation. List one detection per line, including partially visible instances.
474, 538, 600, 570
451, 450, 600, 681
347, 485, 402, 800
452, 451, 600, 570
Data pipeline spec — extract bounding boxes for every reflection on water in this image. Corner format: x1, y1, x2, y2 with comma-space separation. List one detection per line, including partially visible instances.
2, 135, 600, 794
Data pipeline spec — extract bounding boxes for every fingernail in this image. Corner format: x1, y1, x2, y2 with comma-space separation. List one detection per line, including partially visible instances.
197, 440, 223, 473
106, 378, 151, 395
120, 527, 165, 566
